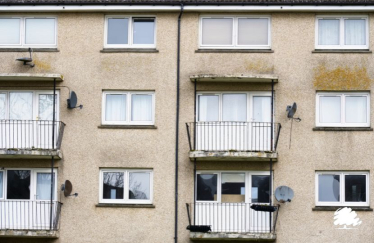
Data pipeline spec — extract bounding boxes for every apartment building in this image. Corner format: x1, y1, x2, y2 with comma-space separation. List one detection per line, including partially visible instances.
0, 0, 373, 242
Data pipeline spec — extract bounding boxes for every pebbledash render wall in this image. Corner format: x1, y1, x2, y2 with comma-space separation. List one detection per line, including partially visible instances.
0, 10, 374, 243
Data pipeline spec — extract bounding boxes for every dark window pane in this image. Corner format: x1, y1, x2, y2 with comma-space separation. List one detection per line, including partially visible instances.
221, 173, 245, 203
197, 174, 217, 201
252, 175, 270, 203
345, 175, 366, 202
103, 172, 124, 199
318, 174, 340, 202
7, 170, 31, 199
107, 18, 128, 44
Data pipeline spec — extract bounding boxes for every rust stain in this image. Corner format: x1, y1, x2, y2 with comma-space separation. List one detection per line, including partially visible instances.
33, 59, 51, 71
313, 65, 372, 90
245, 60, 274, 74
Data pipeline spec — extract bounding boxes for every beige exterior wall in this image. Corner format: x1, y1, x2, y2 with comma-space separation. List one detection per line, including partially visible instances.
0, 10, 373, 243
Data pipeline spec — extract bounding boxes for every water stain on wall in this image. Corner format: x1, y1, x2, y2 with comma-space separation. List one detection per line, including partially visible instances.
245, 60, 274, 74
33, 59, 51, 71
313, 65, 372, 90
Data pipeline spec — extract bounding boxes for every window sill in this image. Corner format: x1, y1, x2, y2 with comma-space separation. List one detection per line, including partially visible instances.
98, 125, 157, 129
0, 48, 59, 52
312, 49, 372, 54
313, 206, 372, 211
313, 127, 373, 131
195, 49, 273, 53
96, 203, 155, 208
100, 48, 159, 53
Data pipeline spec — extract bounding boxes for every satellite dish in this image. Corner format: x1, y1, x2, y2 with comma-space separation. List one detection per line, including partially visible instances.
67, 91, 83, 109
63, 180, 73, 197
286, 102, 297, 119
275, 186, 294, 203
16, 48, 35, 67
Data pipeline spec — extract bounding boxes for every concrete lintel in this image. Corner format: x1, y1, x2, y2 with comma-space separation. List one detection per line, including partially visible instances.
190, 74, 278, 83
0, 73, 63, 82
190, 232, 276, 241
189, 151, 277, 162
0, 149, 62, 160
0, 230, 59, 238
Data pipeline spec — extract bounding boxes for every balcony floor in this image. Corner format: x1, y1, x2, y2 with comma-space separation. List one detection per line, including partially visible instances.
190, 232, 276, 241
189, 151, 277, 162
0, 149, 62, 159
0, 229, 59, 238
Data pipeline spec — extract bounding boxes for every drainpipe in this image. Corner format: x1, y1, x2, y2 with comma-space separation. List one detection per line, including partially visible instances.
175, 4, 184, 243
50, 78, 56, 230
269, 79, 274, 232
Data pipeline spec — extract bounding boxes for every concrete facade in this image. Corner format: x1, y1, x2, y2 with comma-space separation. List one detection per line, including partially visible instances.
0, 7, 373, 243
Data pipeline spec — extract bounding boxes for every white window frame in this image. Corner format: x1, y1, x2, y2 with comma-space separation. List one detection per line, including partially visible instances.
316, 92, 370, 127
195, 171, 270, 203
196, 91, 272, 122
315, 171, 369, 207
102, 91, 155, 125
0, 16, 57, 48
104, 15, 156, 49
315, 16, 369, 50
199, 15, 271, 49
0, 168, 58, 201
99, 169, 153, 204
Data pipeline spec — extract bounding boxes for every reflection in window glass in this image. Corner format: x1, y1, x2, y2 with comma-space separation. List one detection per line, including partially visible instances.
9, 92, 33, 120
318, 174, 340, 202
103, 172, 124, 199
7, 170, 31, 199
129, 172, 150, 200
221, 173, 245, 203
252, 175, 270, 203
107, 18, 129, 45
345, 175, 366, 202
133, 18, 155, 44
38, 94, 57, 121
197, 174, 217, 201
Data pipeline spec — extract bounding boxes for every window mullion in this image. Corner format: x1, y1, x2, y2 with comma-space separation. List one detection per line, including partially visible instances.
124, 171, 129, 202
341, 94, 345, 125
340, 18, 344, 47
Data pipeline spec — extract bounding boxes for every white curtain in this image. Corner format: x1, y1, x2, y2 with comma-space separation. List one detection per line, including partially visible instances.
318, 19, 340, 45
345, 19, 366, 45
320, 96, 341, 123
131, 94, 152, 121
0, 93, 6, 119
106, 94, 126, 121
9, 92, 33, 120
25, 18, 55, 45
202, 18, 233, 45
238, 18, 268, 45
36, 173, 54, 200
253, 97, 271, 122
198, 95, 219, 121
0, 18, 20, 44
0, 172, 3, 199
345, 96, 367, 123
222, 94, 247, 121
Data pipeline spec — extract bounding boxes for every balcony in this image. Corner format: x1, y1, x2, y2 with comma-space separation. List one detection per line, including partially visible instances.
186, 122, 281, 162
186, 202, 279, 241
0, 200, 62, 238
0, 120, 65, 159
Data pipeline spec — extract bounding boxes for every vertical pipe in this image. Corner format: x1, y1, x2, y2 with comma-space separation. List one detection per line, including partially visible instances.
194, 78, 197, 150
175, 4, 183, 243
50, 78, 56, 230
269, 79, 274, 232
193, 158, 196, 225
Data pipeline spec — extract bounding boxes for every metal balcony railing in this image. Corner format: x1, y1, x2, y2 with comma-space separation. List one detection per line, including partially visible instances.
186, 202, 279, 234
0, 200, 62, 231
186, 122, 281, 152
0, 120, 65, 150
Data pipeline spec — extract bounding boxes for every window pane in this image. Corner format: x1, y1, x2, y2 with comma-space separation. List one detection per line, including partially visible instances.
345, 19, 366, 45
318, 19, 340, 45
238, 18, 268, 45
252, 175, 270, 203
105, 94, 126, 121
131, 94, 152, 121
319, 96, 341, 123
202, 18, 233, 45
0, 172, 3, 198
198, 95, 219, 121
346, 96, 367, 123
129, 172, 150, 200
7, 170, 31, 200
36, 172, 55, 200
133, 18, 155, 45
318, 174, 340, 202
25, 18, 55, 44
221, 173, 245, 203
0, 93, 6, 119
222, 94, 247, 122
107, 18, 128, 45
253, 96, 271, 122
9, 92, 33, 120
39, 94, 57, 121
0, 18, 20, 44
197, 174, 217, 201
345, 175, 366, 202
103, 172, 124, 199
